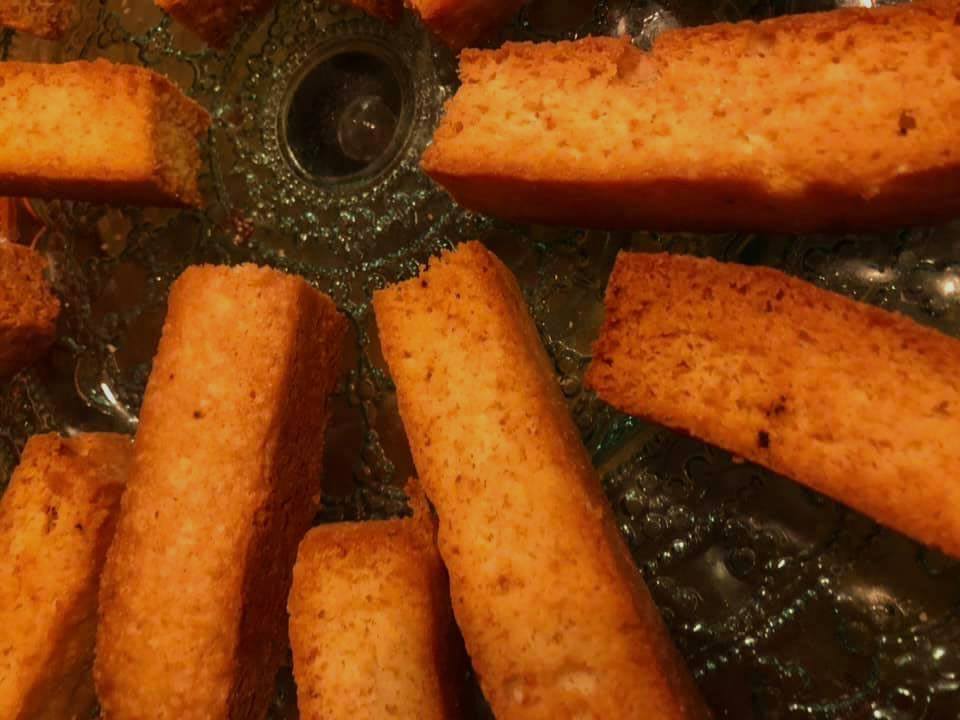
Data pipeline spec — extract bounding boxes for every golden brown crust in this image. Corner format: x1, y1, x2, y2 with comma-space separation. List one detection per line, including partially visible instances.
95, 264, 347, 720
0, 433, 132, 720
0, 0, 76, 39
586, 252, 960, 557
0, 60, 211, 207
288, 480, 465, 720
155, 0, 277, 47
0, 244, 60, 378
407, 0, 525, 48
423, 1, 960, 231
373, 241, 709, 720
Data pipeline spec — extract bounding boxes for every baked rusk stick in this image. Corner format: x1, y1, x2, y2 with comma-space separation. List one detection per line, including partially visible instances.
422, 1, 960, 232
0, 433, 132, 720
374, 241, 709, 719
408, 0, 525, 49
0, 60, 211, 207
344, 0, 521, 42
95, 264, 347, 720
0, 243, 60, 378
586, 252, 960, 557
0, 0, 76, 38
288, 481, 465, 720
155, 0, 276, 47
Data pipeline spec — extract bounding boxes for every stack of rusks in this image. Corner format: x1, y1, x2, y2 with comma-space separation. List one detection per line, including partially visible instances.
1, 0, 960, 718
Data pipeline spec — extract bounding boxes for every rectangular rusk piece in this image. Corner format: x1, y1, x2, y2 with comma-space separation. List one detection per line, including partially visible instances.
288, 482, 464, 720
422, 1, 960, 232
408, 0, 525, 48
156, 0, 276, 47
0, 0, 75, 38
343, 0, 402, 23
586, 252, 960, 557
0, 244, 60, 378
95, 264, 347, 720
0, 433, 132, 720
373, 242, 709, 720
0, 60, 211, 207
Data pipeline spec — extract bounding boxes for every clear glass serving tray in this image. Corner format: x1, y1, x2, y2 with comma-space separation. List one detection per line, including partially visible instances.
2, 0, 960, 717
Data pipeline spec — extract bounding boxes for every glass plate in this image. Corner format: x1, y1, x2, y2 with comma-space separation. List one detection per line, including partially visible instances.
2, 0, 959, 717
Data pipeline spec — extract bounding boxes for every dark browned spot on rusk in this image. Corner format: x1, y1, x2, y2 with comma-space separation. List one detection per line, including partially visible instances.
898, 111, 917, 136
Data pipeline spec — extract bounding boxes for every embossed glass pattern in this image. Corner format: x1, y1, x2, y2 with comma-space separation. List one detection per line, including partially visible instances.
2, 0, 959, 717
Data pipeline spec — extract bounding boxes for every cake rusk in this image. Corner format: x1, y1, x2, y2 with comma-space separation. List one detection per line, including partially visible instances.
0, 433, 132, 720
346, 0, 403, 23
408, 0, 525, 48
0, 244, 60, 378
0, 199, 15, 243
345, 0, 520, 41
586, 252, 960, 557
374, 242, 709, 720
0, 0, 79, 40
422, 0, 960, 232
0, 60, 211, 207
155, 0, 275, 47
95, 264, 347, 720
0, 0, 75, 39
288, 481, 464, 720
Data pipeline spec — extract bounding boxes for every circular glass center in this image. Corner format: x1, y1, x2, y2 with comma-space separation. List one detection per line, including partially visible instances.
281, 42, 411, 183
